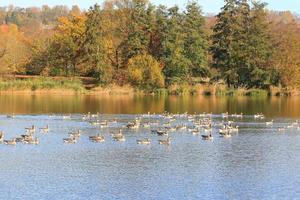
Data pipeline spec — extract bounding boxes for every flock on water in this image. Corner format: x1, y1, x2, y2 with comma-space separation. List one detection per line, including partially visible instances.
1, 112, 299, 146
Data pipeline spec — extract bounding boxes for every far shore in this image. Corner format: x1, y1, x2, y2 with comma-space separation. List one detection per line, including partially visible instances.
0, 75, 298, 96
0, 84, 298, 97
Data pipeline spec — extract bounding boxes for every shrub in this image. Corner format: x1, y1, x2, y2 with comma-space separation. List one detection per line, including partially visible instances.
128, 54, 165, 89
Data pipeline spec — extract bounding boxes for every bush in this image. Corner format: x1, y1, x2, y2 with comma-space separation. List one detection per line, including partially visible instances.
128, 54, 165, 89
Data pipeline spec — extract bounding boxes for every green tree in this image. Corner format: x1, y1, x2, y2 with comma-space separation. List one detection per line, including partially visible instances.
183, 1, 209, 77
211, 0, 273, 88
162, 6, 191, 83
84, 4, 112, 84
211, 0, 241, 87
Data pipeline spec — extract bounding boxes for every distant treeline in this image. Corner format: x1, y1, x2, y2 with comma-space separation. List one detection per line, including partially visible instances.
0, 0, 300, 90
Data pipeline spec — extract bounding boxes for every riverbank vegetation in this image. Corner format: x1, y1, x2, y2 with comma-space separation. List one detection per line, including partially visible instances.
0, 0, 300, 95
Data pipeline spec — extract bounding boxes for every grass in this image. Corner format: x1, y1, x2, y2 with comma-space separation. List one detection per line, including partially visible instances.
0, 77, 85, 92
0, 77, 288, 96
160, 83, 273, 97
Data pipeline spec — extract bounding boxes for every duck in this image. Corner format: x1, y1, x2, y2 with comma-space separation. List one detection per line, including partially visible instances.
3, 138, 16, 145
89, 134, 105, 143
137, 138, 151, 145
40, 125, 49, 133
158, 137, 171, 145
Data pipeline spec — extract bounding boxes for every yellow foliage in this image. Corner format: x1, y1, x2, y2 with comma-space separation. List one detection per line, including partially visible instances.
128, 54, 165, 89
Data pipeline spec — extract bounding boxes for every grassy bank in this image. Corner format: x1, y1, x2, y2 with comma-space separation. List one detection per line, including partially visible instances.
0, 77, 85, 93
149, 84, 290, 97
0, 77, 294, 96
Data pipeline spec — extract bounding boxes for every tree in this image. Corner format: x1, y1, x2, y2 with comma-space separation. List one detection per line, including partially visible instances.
84, 4, 112, 84
245, 1, 273, 88
183, 1, 209, 77
211, 0, 239, 87
50, 13, 86, 76
162, 6, 191, 83
128, 54, 164, 89
0, 24, 31, 75
271, 20, 300, 88
120, 0, 152, 64
211, 0, 273, 88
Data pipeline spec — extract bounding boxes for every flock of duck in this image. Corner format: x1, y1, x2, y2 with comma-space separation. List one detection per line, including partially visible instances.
1, 112, 299, 146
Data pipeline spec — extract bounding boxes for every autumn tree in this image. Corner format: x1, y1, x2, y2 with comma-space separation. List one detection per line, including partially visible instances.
128, 54, 164, 89
50, 13, 86, 76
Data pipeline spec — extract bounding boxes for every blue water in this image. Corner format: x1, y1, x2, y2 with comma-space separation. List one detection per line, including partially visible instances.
0, 114, 299, 200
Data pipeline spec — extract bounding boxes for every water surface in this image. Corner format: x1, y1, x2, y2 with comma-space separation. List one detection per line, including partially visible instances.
0, 95, 300, 199
0, 94, 300, 117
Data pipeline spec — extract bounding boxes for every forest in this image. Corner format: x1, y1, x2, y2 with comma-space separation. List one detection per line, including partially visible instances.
0, 0, 300, 93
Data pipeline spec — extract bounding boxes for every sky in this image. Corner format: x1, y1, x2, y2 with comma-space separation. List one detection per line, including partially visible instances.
4, 0, 300, 14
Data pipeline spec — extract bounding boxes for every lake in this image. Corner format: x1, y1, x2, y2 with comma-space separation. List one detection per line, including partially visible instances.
1, 94, 300, 117
0, 94, 300, 200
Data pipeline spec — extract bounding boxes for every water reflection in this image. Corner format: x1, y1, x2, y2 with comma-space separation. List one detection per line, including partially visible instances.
0, 94, 300, 117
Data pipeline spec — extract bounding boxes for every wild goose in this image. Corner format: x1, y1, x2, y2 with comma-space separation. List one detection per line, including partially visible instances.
6, 113, 15, 119
63, 137, 77, 144
127, 120, 140, 129
254, 113, 265, 119
89, 134, 105, 143
0, 131, 4, 143
24, 137, 39, 145
25, 125, 36, 134
113, 135, 125, 142
266, 120, 274, 126
221, 133, 231, 138
99, 120, 108, 128
4, 138, 16, 145
90, 120, 100, 126
201, 133, 213, 140
40, 125, 49, 133
62, 115, 71, 120
111, 129, 123, 138
152, 130, 168, 136
69, 130, 81, 138
158, 137, 171, 145
222, 112, 229, 118
137, 138, 151, 145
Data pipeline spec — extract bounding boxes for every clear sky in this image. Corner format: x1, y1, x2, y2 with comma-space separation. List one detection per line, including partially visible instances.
4, 0, 300, 14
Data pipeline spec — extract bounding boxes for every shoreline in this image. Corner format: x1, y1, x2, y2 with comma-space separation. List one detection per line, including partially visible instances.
0, 86, 296, 97
0, 76, 297, 96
